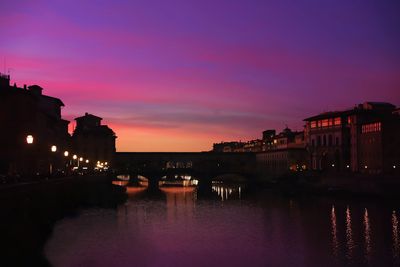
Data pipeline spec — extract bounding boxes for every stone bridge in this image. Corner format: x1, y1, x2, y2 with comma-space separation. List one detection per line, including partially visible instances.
114, 152, 257, 189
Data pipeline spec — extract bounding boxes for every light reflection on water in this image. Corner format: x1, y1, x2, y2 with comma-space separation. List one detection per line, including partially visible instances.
331, 205, 339, 257
45, 184, 400, 267
345, 206, 354, 262
364, 208, 372, 264
393, 211, 400, 264
212, 184, 242, 201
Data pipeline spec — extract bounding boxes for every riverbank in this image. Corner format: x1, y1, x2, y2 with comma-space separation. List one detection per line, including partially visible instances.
0, 174, 127, 267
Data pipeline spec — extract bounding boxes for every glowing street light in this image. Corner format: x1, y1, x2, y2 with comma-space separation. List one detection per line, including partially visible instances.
73, 155, 77, 160
26, 135, 34, 144
85, 159, 89, 163
79, 157, 83, 162
64, 151, 69, 157
51, 145, 57, 152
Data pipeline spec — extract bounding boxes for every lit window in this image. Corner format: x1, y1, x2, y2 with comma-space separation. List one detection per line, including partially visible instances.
311, 121, 317, 128
322, 119, 329, 127
334, 117, 341, 126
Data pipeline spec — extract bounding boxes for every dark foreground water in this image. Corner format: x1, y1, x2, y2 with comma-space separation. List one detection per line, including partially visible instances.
43, 183, 400, 267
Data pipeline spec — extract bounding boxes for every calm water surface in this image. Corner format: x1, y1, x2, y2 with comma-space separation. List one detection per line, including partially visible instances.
44, 183, 400, 267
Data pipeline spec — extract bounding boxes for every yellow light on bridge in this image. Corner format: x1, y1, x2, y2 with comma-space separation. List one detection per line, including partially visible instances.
73, 155, 77, 160
64, 151, 69, 157
51, 145, 57, 152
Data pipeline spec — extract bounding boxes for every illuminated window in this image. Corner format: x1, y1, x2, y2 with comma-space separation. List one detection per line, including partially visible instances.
322, 119, 329, 127
310, 121, 317, 128
362, 122, 382, 133
334, 117, 341, 126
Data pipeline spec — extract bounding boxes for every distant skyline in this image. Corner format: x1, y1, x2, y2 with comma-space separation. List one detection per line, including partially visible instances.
1, 0, 400, 152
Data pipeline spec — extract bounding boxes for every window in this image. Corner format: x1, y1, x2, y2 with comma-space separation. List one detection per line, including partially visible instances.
334, 117, 341, 126
317, 136, 321, 146
323, 135, 327, 146
328, 135, 333, 146
336, 137, 340, 146
362, 122, 382, 133
311, 139, 315, 147
322, 119, 329, 127
311, 121, 317, 128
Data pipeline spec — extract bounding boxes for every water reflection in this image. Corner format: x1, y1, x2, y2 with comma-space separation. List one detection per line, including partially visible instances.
212, 184, 242, 201
43, 183, 400, 267
330, 205, 339, 257
345, 206, 354, 262
393, 211, 400, 263
363, 208, 372, 264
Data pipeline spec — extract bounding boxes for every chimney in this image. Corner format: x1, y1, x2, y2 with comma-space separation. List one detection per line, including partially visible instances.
24, 84, 27, 90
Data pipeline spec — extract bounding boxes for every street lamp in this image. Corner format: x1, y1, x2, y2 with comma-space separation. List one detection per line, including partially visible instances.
85, 159, 89, 163
79, 157, 83, 162
49, 145, 57, 175
26, 135, 34, 144
73, 155, 77, 160
64, 151, 69, 157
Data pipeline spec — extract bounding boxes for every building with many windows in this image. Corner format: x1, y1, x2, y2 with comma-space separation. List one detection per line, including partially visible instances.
256, 128, 307, 177
304, 102, 400, 174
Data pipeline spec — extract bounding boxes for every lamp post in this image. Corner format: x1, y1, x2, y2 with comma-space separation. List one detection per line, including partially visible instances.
64, 151, 69, 175
25, 135, 34, 177
72, 154, 78, 169
50, 145, 57, 175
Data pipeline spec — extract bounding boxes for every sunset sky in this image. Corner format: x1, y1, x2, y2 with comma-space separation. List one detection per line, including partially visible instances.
1, 0, 400, 151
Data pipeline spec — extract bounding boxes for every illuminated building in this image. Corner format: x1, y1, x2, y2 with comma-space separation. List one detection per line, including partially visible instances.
256, 128, 307, 177
304, 102, 400, 174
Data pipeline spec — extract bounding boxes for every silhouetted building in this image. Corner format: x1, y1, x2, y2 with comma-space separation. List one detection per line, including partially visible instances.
257, 128, 307, 177
72, 113, 116, 165
212, 141, 245, 152
304, 102, 400, 174
0, 73, 70, 175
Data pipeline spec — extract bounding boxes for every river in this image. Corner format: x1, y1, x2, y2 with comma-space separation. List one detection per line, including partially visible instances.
43, 181, 400, 267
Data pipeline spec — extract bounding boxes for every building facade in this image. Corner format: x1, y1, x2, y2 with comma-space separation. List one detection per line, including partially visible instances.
0, 74, 70, 176
72, 113, 117, 166
256, 128, 307, 177
304, 102, 400, 175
